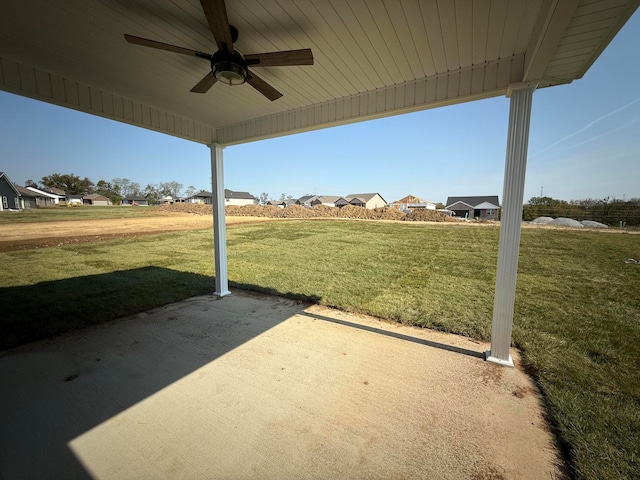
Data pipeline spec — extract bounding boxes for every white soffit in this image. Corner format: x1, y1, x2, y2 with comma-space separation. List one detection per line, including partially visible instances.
0, 0, 637, 146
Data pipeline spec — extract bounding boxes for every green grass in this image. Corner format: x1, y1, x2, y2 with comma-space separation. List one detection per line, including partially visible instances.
1, 220, 639, 479
0, 205, 161, 224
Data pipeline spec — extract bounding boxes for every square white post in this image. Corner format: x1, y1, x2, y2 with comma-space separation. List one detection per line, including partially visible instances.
210, 143, 231, 297
486, 83, 537, 366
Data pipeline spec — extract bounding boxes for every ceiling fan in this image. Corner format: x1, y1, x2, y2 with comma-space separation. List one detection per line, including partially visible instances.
124, 0, 313, 101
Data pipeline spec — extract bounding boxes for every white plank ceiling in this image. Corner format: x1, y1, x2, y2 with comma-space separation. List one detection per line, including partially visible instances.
0, 0, 637, 145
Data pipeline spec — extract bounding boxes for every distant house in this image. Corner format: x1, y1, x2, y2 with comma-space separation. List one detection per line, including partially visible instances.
83, 193, 112, 206
183, 189, 256, 206
317, 195, 349, 208
26, 186, 65, 205
122, 197, 149, 206
296, 195, 322, 207
344, 193, 387, 209
184, 191, 211, 204
445, 196, 500, 220
225, 190, 256, 206
14, 185, 38, 209
0, 172, 21, 211
390, 195, 436, 211
267, 200, 286, 208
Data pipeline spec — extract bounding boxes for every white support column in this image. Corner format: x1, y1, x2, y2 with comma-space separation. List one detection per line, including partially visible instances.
486, 83, 537, 367
210, 143, 231, 297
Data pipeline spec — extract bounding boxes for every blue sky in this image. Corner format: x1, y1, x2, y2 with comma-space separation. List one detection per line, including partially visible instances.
1, 12, 638, 205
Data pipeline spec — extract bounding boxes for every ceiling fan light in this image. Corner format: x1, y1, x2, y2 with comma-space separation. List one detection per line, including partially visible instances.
213, 61, 247, 85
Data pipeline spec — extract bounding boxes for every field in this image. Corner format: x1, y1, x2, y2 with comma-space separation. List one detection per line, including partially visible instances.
1, 208, 639, 479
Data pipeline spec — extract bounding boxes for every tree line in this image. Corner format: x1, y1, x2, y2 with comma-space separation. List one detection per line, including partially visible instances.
26, 173, 200, 205
523, 196, 640, 226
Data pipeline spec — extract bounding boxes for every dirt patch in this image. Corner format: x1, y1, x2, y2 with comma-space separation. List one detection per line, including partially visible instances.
0, 214, 275, 252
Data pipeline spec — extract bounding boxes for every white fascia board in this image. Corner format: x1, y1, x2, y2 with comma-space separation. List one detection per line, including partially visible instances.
446, 201, 474, 209
474, 201, 500, 209
26, 187, 62, 199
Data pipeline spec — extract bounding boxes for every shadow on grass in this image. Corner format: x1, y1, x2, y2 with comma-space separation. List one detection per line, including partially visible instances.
0, 266, 215, 351
229, 280, 323, 304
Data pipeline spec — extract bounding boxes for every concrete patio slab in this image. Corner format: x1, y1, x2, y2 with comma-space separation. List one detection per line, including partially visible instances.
0, 290, 564, 479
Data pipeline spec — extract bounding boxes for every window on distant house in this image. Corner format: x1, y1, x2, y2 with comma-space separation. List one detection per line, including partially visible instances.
2, 196, 8, 209
487, 209, 495, 215
15, 197, 19, 208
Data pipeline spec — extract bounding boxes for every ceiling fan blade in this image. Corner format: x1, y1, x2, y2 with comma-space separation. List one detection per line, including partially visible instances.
199, 0, 235, 53
247, 71, 282, 101
190, 72, 217, 93
244, 49, 314, 67
124, 34, 211, 59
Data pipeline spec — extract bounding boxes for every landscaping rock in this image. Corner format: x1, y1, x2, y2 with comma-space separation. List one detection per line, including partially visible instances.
548, 217, 584, 228
581, 220, 608, 228
531, 216, 554, 225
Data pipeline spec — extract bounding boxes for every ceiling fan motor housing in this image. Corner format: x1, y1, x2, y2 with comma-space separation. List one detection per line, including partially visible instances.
211, 50, 248, 85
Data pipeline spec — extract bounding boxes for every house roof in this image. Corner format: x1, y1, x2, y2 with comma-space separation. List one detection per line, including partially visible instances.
14, 185, 37, 197
345, 193, 387, 204
1, 2, 635, 147
318, 195, 344, 204
297, 195, 320, 203
391, 195, 435, 205
446, 196, 500, 208
225, 189, 255, 200
0, 172, 21, 197
83, 193, 109, 200
26, 186, 65, 199
474, 201, 500, 210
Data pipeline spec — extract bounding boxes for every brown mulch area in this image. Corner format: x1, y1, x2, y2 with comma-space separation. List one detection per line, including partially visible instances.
158, 203, 459, 222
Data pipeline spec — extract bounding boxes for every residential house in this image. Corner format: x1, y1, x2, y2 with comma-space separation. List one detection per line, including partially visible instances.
344, 193, 387, 209
390, 195, 436, 211
122, 196, 149, 206
225, 190, 257, 206
26, 186, 66, 205
267, 200, 286, 208
0, 172, 20, 211
317, 195, 349, 208
296, 195, 321, 207
184, 191, 211, 204
14, 185, 38, 209
83, 193, 112, 206
183, 189, 256, 206
445, 196, 500, 220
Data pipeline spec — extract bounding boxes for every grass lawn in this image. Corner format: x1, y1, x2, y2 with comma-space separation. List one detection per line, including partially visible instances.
0, 205, 161, 224
1, 220, 638, 479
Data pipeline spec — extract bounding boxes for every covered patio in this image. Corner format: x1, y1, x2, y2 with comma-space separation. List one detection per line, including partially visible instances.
0, 0, 638, 477
0, 289, 562, 478
1, 0, 637, 364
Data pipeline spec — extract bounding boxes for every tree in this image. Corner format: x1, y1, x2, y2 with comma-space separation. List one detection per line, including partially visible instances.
259, 192, 269, 205
160, 181, 183, 199
25, 179, 39, 188
95, 180, 122, 204
41, 173, 94, 195
112, 178, 141, 198
184, 185, 197, 198
143, 184, 161, 204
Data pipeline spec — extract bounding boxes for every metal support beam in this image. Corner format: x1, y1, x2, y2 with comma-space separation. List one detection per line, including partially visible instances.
210, 143, 231, 297
486, 83, 537, 367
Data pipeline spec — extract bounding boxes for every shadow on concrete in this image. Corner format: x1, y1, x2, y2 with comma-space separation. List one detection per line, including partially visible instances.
0, 266, 215, 351
0, 270, 310, 479
300, 312, 485, 359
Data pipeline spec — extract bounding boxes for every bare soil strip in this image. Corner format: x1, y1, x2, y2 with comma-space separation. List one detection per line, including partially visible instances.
0, 215, 276, 252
